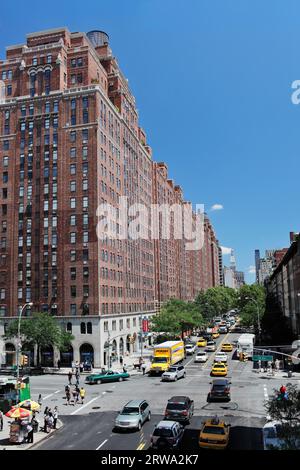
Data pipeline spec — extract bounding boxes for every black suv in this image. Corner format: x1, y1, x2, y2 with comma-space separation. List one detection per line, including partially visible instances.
208, 379, 231, 402
164, 396, 194, 424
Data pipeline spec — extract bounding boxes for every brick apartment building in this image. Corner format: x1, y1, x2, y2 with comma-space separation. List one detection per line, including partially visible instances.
0, 28, 221, 367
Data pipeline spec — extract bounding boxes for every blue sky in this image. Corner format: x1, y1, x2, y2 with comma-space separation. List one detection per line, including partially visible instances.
1, 0, 299, 283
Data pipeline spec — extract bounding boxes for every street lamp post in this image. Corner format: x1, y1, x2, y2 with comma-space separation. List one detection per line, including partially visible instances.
244, 296, 261, 343
16, 302, 33, 401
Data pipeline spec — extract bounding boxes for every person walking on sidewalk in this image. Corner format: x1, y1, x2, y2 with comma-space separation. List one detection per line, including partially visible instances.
68, 371, 73, 385
120, 355, 123, 366
80, 387, 86, 404
66, 389, 71, 406
53, 407, 58, 429
142, 363, 146, 375
26, 423, 34, 443
38, 394, 42, 408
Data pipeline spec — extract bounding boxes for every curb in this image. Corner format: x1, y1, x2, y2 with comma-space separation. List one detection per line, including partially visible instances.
26, 419, 64, 450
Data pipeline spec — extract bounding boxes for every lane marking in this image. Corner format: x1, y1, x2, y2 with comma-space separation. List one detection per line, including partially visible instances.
263, 385, 269, 400
70, 396, 99, 415
96, 439, 108, 450
137, 442, 145, 450
43, 390, 61, 400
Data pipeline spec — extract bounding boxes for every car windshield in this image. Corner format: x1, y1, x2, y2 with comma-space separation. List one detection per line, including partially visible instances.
197, 353, 206, 356
153, 428, 172, 437
214, 364, 225, 368
168, 368, 178, 373
154, 357, 168, 363
167, 403, 186, 410
212, 385, 226, 390
121, 407, 139, 415
203, 426, 225, 435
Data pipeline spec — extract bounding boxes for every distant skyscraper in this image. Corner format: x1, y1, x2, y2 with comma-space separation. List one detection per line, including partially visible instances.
230, 249, 237, 272
255, 249, 260, 284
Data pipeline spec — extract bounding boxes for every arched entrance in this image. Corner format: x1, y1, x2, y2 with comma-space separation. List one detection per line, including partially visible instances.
60, 345, 74, 367
5, 343, 15, 367
119, 338, 124, 356
80, 343, 94, 366
40, 346, 54, 367
111, 339, 118, 366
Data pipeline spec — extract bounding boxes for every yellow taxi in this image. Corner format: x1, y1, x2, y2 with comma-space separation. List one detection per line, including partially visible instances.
212, 332, 220, 339
197, 338, 207, 347
221, 343, 233, 352
199, 416, 230, 450
211, 362, 227, 376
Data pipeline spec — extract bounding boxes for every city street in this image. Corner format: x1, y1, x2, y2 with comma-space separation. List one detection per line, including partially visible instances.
29, 332, 286, 450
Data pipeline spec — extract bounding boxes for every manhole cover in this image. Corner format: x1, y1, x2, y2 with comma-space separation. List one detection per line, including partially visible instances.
92, 406, 101, 410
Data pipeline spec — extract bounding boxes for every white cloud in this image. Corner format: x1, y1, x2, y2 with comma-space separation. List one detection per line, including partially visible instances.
211, 204, 224, 211
248, 266, 256, 275
221, 246, 232, 255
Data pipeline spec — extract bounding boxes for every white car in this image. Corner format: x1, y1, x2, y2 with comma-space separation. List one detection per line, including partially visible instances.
161, 365, 186, 382
185, 344, 196, 355
194, 352, 208, 363
214, 352, 228, 363
263, 420, 300, 450
205, 341, 216, 352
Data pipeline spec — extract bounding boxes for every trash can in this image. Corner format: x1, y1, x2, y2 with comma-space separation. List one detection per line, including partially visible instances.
288, 370, 293, 378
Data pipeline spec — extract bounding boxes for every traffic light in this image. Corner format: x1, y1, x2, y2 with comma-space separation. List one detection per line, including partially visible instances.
21, 355, 29, 366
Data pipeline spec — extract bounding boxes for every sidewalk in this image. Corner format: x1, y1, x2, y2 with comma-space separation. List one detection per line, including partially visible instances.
0, 417, 62, 451
252, 368, 300, 380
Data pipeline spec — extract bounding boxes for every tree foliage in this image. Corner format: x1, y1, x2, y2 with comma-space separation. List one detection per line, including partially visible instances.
4, 312, 74, 365
195, 287, 237, 320
265, 383, 300, 449
236, 284, 265, 328
151, 299, 204, 338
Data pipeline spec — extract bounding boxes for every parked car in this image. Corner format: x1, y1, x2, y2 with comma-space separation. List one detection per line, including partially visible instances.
194, 351, 208, 363
164, 396, 194, 424
208, 379, 231, 402
85, 370, 130, 384
114, 400, 151, 431
185, 344, 196, 355
211, 363, 228, 377
151, 420, 184, 449
199, 416, 230, 449
162, 365, 186, 382
205, 341, 216, 352
214, 352, 228, 363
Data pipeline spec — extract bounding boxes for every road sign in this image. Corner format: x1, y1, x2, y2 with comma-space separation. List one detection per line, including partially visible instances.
252, 355, 273, 362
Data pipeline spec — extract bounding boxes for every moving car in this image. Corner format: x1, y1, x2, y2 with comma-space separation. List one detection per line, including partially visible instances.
199, 416, 230, 449
221, 343, 233, 352
114, 400, 151, 431
214, 352, 228, 363
85, 370, 130, 384
211, 363, 227, 376
151, 421, 184, 449
219, 326, 228, 334
205, 341, 216, 352
164, 396, 194, 424
262, 420, 300, 450
161, 365, 186, 382
185, 344, 196, 355
212, 332, 220, 339
197, 338, 207, 347
208, 379, 231, 402
194, 351, 208, 363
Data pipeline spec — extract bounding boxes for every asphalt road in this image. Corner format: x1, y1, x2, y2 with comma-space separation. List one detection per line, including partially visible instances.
29, 331, 281, 450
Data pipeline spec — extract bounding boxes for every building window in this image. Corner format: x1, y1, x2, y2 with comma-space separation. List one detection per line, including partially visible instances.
0, 288, 5, 300
70, 267, 76, 280
80, 322, 86, 334
71, 286, 77, 298
70, 232, 76, 244
70, 181, 76, 192
70, 164, 76, 175
70, 131, 76, 142
87, 322, 92, 334
7, 85, 12, 96
70, 215, 76, 226
70, 305, 76, 316
82, 179, 88, 191
70, 147, 76, 158
70, 250, 76, 262
47, 54, 52, 64
83, 196, 88, 208
32, 57, 38, 65
83, 231, 89, 243
70, 198, 76, 209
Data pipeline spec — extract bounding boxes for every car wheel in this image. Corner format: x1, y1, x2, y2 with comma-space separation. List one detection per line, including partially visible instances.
175, 376, 178, 381
118, 377, 123, 382
137, 421, 142, 431
97, 379, 102, 384
147, 412, 151, 421
183, 372, 186, 378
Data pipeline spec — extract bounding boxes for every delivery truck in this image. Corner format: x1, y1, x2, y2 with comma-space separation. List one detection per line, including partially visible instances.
149, 341, 185, 375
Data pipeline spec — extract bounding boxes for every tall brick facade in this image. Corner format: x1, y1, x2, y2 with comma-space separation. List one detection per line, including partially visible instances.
0, 28, 221, 366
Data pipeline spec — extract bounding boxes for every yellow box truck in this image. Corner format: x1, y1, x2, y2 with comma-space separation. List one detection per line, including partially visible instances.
150, 341, 185, 375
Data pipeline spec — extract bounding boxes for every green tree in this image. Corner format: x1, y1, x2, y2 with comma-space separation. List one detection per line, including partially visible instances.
265, 383, 300, 449
237, 284, 265, 330
262, 293, 294, 345
4, 312, 74, 366
195, 287, 237, 321
151, 299, 204, 339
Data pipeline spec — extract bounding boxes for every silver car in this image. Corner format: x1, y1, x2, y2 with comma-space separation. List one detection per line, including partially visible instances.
151, 420, 184, 449
114, 399, 151, 431
161, 365, 186, 382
